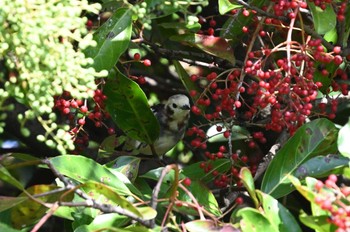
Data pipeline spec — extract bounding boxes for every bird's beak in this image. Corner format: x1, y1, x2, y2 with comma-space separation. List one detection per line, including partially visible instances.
181, 105, 190, 110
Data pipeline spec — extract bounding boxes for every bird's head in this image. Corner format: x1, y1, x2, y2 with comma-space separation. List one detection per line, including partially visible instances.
165, 94, 190, 121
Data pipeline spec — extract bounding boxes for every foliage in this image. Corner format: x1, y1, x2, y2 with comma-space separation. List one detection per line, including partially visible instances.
1, 0, 350, 231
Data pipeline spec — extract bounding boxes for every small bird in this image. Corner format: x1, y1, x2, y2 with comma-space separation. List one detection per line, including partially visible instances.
121, 94, 191, 157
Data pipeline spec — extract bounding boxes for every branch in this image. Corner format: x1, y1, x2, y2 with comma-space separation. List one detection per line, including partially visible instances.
42, 158, 153, 228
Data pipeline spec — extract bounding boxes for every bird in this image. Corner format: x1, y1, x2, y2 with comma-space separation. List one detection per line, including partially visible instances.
120, 94, 191, 157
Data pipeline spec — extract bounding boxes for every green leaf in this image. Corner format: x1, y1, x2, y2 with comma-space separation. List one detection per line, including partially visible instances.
0, 197, 27, 213
299, 212, 334, 232
159, 22, 201, 32
182, 159, 231, 183
256, 191, 302, 232
237, 208, 278, 232
74, 214, 129, 232
173, 60, 203, 110
81, 181, 142, 217
86, 8, 132, 72
307, 1, 336, 34
0, 165, 24, 191
178, 180, 221, 216
261, 118, 338, 198
107, 156, 141, 182
207, 124, 250, 143
218, 0, 242, 15
49, 155, 132, 196
323, 28, 338, 44
11, 185, 72, 229
220, 0, 267, 43
239, 168, 258, 208
338, 118, 350, 158
186, 220, 237, 232
293, 154, 350, 179
104, 69, 160, 144
0, 222, 21, 232
170, 34, 235, 64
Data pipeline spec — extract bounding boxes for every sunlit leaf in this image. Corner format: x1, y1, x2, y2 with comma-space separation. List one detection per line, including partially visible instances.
50, 155, 132, 196
256, 191, 302, 232
293, 154, 349, 178
186, 220, 238, 232
237, 208, 278, 232
307, 1, 336, 34
261, 118, 338, 198
86, 8, 132, 72
218, 0, 242, 15
239, 168, 258, 208
104, 69, 160, 145
81, 181, 141, 217
337, 118, 350, 158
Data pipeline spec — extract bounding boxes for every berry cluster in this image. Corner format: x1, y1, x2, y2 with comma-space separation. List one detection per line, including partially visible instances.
314, 174, 350, 231
185, 1, 349, 188
54, 88, 114, 154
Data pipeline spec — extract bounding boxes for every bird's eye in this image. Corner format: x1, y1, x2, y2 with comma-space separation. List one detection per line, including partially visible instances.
172, 103, 178, 108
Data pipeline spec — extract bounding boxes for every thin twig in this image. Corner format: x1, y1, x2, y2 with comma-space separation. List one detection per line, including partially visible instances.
42, 158, 153, 228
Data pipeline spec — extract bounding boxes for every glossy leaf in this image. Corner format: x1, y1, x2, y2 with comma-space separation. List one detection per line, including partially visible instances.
74, 214, 129, 232
171, 34, 235, 64
186, 220, 238, 232
220, 0, 267, 43
207, 124, 250, 143
293, 154, 350, 179
81, 181, 142, 217
178, 180, 221, 217
50, 155, 132, 196
261, 118, 338, 198
237, 208, 277, 232
108, 156, 141, 182
218, 0, 242, 15
239, 168, 258, 208
104, 69, 160, 144
337, 118, 350, 158
86, 8, 132, 72
307, 1, 336, 34
299, 214, 332, 232
256, 190, 302, 232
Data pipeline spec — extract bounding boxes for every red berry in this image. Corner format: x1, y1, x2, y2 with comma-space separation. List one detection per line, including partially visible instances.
107, 128, 115, 135
86, 20, 93, 29
333, 46, 341, 54
80, 105, 88, 113
241, 155, 248, 163
143, 59, 152, 67
134, 53, 141, 61
209, 19, 216, 27
207, 27, 214, 36
223, 131, 230, 138
63, 107, 70, 114
235, 197, 244, 204
183, 177, 191, 186
78, 118, 85, 126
